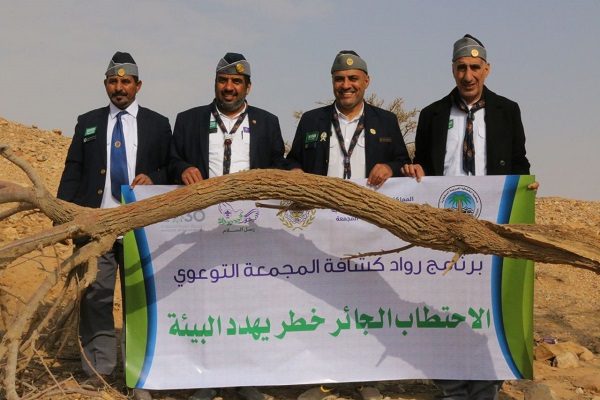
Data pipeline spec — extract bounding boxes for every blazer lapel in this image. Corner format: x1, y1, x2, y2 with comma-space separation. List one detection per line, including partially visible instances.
199, 107, 212, 176
482, 87, 501, 163
135, 107, 147, 173
247, 107, 259, 169
431, 95, 453, 175
98, 106, 110, 170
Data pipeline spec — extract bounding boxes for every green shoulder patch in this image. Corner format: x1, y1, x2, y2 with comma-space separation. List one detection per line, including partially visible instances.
84, 127, 97, 136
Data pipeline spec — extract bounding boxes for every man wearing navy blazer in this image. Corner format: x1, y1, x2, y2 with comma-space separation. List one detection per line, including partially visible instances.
414, 35, 535, 400
169, 52, 287, 185
57, 52, 171, 387
168, 52, 284, 400
286, 51, 421, 400
286, 50, 422, 187
414, 35, 531, 178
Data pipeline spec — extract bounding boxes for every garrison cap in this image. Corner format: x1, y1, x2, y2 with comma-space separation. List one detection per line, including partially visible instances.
331, 50, 368, 74
453, 34, 487, 61
105, 51, 139, 77
216, 52, 251, 77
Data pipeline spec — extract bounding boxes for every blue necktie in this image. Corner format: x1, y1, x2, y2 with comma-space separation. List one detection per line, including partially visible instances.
110, 111, 129, 201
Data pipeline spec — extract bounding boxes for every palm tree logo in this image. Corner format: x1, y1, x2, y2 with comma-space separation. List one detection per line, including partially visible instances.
445, 191, 475, 214
439, 185, 482, 218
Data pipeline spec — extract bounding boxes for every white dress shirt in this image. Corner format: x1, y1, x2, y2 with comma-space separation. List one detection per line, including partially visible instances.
444, 104, 487, 176
101, 101, 139, 208
328, 103, 366, 179
208, 104, 251, 178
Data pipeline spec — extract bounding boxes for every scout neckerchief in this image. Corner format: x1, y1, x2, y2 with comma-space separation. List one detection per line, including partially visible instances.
331, 105, 365, 179
211, 101, 248, 175
452, 91, 485, 175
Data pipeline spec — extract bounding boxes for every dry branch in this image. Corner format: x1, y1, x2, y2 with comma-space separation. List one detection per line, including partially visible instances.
1, 143, 600, 398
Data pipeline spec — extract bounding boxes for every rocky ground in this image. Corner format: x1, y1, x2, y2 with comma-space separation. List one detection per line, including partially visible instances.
0, 117, 599, 399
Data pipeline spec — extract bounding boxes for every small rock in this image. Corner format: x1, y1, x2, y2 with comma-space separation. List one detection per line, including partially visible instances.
31, 124, 38, 129
524, 383, 558, 400
534, 344, 555, 361
579, 348, 595, 361
575, 387, 584, 394
52, 128, 62, 135
573, 373, 600, 392
37, 155, 47, 162
556, 341, 589, 356
552, 351, 579, 368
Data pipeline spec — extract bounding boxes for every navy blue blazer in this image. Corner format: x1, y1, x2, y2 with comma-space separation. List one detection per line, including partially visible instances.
57, 106, 172, 208
414, 86, 530, 176
169, 104, 288, 183
286, 103, 411, 177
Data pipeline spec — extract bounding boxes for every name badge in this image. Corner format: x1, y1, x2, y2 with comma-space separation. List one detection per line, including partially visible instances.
209, 120, 218, 134
379, 137, 392, 143
83, 127, 97, 143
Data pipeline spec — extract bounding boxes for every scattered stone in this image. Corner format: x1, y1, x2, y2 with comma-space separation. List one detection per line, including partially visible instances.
557, 341, 590, 356
52, 128, 62, 135
579, 348, 595, 361
534, 343, 555, 361
524, 383, 558, 400
37, 155, 47, 162
552, 351, 580, 368
573, 373, 600, 392
31, 124, 37, 129
575, 387, 584, 394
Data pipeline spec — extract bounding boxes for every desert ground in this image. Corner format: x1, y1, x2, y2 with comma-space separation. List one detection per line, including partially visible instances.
1, 117, 599, 399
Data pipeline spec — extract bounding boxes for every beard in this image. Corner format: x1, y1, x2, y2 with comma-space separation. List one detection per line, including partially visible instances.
216, 96, 246, 114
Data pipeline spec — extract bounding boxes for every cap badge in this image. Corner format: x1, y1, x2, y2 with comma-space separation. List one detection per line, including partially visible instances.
369, 128, 376, 135
117, 68, 126, 77
346, 58, 354, 66
471, 49, 479, 57
235, 63, 245, 73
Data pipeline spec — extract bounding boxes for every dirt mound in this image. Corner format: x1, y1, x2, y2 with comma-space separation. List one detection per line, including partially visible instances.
1, 117, 599, 399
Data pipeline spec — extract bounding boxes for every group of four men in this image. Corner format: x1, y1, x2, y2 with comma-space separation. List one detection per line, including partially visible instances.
58, 34, 532, 400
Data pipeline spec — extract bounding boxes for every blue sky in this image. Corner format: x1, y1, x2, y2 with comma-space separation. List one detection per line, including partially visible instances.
1, 0, 599, 200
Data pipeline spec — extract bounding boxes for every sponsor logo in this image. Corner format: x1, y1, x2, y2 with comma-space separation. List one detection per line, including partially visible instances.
218, 202, 259, 226
278, 200, 316, 230
438, 185, 482, 218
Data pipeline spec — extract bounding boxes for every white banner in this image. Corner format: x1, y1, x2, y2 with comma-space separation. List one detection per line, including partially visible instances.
123, 176, 535, 389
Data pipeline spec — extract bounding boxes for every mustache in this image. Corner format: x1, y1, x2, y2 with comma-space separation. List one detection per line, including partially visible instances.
111, 91, 128, 97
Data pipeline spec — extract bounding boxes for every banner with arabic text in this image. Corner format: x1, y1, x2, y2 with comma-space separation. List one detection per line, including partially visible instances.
122, 175, 535, 389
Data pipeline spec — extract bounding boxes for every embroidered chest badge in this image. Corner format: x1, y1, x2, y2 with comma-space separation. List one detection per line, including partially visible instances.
305, 131, 318, 144
448, 119, 454, 129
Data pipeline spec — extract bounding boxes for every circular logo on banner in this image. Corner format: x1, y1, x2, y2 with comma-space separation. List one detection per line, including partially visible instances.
278, 200, 316, 230
438, 185, 482, 218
